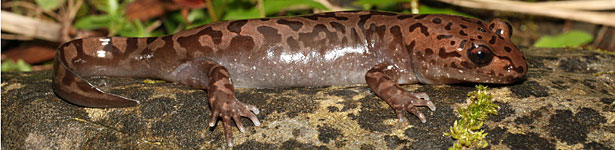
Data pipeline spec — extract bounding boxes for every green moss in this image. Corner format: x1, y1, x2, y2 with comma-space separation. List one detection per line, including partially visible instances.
1, 59, 32, 72
444, 85, 499, 150
594, 71, 615, 77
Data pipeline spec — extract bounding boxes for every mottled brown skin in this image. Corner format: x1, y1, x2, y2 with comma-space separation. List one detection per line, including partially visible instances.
52, 11, 527, 146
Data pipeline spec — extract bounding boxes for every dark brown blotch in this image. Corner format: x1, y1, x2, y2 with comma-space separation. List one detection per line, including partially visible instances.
425, 48, 433, 56
414, 14, 428, 19
287, 37, 299, 50
329, 22, 346, 34
409, 23, 429, 36
396, 15, 413, 20
445, 22, 453, 30
389, 25, 403, 45
158, 36, 177, 56
459, 30, 468, 36
450, 41, 456, 45
514, 65, 525, 74
177, 27, 222, 51
437, 35, 453, 40
229, 36, 255, 51
462, 18, 473, 22
227, 20, 249, 34
257, 26, 281, 43
366, 23, 387, 43
489, 36, 496, 44
459, 24, 467, 29
406, 40, 416, 54
302, 15, 320, 20
370, 11, 397, 16
125, 38, 138, 54
358, 15, 372, 29
505, 22, 513, 38
350, 28, 360, 43
477, 35, 483, 39
303, 13, 348, 21
439, 48, 461, 59
276, 19, 304, 31
432, 18, 442, 24
504, 46, 512, 52
459, 40, 467, 50
146, 37, 156, 44
297, 24, 339, 50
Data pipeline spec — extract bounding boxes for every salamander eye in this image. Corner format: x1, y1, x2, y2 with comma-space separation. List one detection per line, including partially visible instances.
467, 44, 493, 67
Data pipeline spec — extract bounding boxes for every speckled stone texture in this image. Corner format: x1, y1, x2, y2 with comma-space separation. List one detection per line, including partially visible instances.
2, 48, 614, 149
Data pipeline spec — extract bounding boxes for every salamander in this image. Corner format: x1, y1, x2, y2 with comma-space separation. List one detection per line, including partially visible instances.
52, 10, 527, 146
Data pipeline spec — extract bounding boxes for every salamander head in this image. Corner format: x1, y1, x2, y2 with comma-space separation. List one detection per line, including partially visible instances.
410, 16, 527, 84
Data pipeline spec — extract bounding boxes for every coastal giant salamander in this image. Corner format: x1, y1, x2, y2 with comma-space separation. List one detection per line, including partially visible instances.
52, 11, 527, 146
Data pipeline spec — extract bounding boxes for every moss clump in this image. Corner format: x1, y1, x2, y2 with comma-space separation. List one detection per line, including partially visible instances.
444, 85, 499, 150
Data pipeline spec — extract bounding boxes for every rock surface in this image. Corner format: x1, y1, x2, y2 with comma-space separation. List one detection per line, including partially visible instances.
2, 48, 614, 149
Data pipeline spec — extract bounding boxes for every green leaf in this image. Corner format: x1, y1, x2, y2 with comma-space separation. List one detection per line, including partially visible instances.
534, 30, 594, 48
74, 15, 112, 30
354, 0, 403, 9
107, 0, 119, 15
163, 18, 179, 34
88, 0, 109, 12
118, 20, 146, 37
263, 0, 328, 15
35, 0, 66, 11
223, 8, 260, 20
188, 9, 208, 23
419, 5, 475, 18
1, 59, 32, 72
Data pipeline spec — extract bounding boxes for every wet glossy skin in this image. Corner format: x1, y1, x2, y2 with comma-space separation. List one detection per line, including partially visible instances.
52, 11, 527, 146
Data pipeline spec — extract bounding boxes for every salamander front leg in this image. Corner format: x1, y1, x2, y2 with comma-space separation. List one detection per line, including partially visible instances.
176, 59, 260, 147
365, 63, 436, 123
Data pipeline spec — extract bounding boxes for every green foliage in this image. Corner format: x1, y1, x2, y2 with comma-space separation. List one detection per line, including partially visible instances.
1, 59, 33, 72
534, 30, 594, 48
262, 0, 327, 15
444, 85, 499, 150
221, 0, 327, 20
35, 0, 66, 11
354, 0, 474, 18
418, 5, 474, 18
40, 0, 476, 36
74, 0, 161, 37
354, 0, 406, 10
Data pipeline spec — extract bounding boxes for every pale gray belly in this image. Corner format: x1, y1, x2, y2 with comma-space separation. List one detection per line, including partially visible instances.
218, 47, 385, 88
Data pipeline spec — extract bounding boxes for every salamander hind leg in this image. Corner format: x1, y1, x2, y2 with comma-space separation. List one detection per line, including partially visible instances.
365, 63, 436, 123
173, 59, 260, 147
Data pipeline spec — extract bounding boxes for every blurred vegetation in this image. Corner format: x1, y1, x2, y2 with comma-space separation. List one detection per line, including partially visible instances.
534, 30, 594, 48
76, 0, 329, 37
9, 0, 472, 38
1, 59, 33, 72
